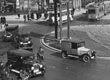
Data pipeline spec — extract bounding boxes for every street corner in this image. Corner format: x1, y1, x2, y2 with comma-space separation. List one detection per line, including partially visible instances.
40, 27, 110, 58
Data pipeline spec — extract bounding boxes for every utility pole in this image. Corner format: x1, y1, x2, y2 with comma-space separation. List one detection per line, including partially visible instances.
28, 0, 30, 9
67, 1, 70, 39
54, 0, 58, 39
59, 3, 62, 40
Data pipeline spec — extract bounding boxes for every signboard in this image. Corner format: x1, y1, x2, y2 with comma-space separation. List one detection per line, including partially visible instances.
16, 0, 20, 8
49, 0, 54, 3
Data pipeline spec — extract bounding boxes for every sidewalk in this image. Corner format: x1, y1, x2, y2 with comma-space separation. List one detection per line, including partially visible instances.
0, 8, 86, 22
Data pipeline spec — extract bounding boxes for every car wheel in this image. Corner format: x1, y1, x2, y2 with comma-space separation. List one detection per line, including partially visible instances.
62, 51, 67, 58
82, 55, 90, 63
19, 70, 29, 80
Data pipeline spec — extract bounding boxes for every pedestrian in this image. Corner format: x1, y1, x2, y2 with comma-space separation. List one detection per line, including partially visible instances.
44, 11, 48, 19
17, 13, 20, 18
1, 16, 6, 24
27, 14, 30, 21
36, 12, 39, 20
37, 47, 44, 63
71, 7, 75, 19
23, 15, 26, 22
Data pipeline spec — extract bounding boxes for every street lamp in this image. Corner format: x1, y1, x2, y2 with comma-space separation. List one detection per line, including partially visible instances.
59, 3, 62, 40
67, 1, 70, 39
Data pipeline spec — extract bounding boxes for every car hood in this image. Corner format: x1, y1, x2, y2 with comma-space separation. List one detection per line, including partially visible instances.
78, 47, 90, 52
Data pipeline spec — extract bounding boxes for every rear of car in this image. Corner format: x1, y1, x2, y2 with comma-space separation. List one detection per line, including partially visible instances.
2, 25, 19, 42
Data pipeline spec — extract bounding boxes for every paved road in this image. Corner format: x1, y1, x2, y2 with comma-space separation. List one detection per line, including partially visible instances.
1, 13, 110, 80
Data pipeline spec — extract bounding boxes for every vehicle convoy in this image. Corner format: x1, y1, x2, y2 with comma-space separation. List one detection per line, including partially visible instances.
2, 25, 19, 41
61, 38, 96, 62
6, 49, 46, 80
14, 33, 33, 50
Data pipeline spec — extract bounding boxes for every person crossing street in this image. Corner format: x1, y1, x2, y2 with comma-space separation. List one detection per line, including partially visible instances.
37, 47, 44, 63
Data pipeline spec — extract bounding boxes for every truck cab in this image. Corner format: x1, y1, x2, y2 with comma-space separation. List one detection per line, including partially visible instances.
61, 38, 96, 62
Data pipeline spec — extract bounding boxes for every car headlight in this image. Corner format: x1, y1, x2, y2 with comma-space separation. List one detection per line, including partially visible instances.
28, 41, 31, 44
4, 34, 12, 37
88, 51, 91, 56
4, 34, 7, 37
20, 42, 23, 44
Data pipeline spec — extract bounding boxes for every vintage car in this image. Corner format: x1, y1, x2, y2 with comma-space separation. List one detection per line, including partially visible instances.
14, 33, 33, 50
6, 49, 46, 80
61, 38, 96, 62
2, 25, 19, 41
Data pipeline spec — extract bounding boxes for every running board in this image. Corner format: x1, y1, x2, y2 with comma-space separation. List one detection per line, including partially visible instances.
11, 69, 20, 74
68, 55, 79, 58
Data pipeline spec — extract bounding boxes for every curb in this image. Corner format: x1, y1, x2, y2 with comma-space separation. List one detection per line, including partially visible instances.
40, 38, 61, 52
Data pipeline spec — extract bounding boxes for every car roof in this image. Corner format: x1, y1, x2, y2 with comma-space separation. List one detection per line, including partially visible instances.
61, 38, 85, 43
7, 49, 34, 57
18, 33, 30, 37
6, 25, 19, 30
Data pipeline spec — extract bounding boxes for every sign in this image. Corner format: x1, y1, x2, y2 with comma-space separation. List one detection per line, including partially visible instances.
49, 0, 54, 3
16, 0, 20, 8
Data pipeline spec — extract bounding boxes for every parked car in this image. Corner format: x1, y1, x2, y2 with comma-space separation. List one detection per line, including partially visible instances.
6, 49, 46, 80
61, 38, 96, 62
2, 25, 19, 42
14, 33, 33, 51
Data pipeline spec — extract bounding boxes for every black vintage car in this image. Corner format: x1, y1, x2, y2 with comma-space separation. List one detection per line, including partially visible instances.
14, 33, 33, 51
6, 49, 46, 80
2, 25, 19, 42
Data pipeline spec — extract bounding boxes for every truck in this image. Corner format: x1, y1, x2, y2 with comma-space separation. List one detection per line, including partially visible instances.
61, 38, 96, 62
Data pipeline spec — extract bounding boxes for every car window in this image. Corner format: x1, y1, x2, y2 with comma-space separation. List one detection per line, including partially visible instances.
71, 43, 77, 49
77, 42, 85, 47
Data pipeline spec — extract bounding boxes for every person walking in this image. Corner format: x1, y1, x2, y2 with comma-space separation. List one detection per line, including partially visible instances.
37, 47, 44, 63
27, 14, 30, 21
17, 13, 20, 18
23, 15, 26, 22
71, 7, 75, 19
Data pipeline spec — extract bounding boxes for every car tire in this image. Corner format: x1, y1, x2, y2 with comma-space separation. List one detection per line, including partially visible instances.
41, 68, 46, 76
82, 54, 90, 63
19, 70, 29, 80
61, 51, 67, 58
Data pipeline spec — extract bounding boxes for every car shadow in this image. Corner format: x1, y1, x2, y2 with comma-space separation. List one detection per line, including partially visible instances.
51, 52, 79, 61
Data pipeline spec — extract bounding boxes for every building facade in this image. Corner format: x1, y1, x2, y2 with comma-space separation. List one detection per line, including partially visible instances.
47, 0, 82, 9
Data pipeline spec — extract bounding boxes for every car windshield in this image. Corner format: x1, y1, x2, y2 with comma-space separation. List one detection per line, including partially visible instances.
19, 34, 30, 41
88, 9, 95, 14
6, 25, 18, 32
77, 42, 85, 48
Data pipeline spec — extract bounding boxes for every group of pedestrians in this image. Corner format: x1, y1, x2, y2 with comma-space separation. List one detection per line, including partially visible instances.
17, 14, 27, 22
17, 12, 48, 23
